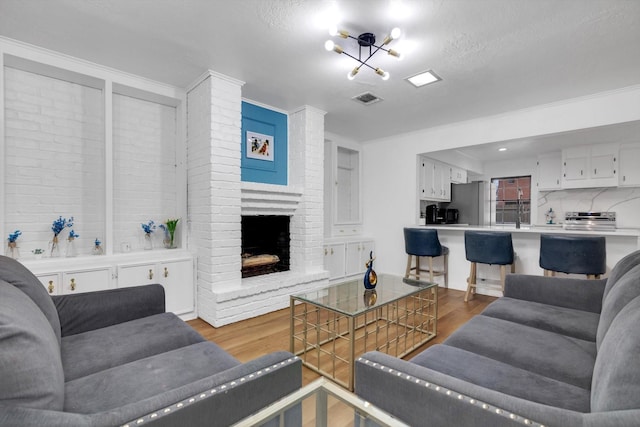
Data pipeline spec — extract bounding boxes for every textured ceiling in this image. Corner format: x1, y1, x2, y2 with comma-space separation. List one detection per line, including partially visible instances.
0, 0, 639, 143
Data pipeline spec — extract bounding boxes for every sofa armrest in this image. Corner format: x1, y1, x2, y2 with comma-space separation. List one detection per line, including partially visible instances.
52, 284, 165, 336
503, 274, 606, 313
355, 351, 585, 427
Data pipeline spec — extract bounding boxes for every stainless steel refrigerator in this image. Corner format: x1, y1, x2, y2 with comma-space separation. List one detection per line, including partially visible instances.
448, 181, 491, 226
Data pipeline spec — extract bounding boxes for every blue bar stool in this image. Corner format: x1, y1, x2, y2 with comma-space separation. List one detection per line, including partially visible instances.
403, 228, 449, 286
539, 234, 606, 279
464, 231, 515, 302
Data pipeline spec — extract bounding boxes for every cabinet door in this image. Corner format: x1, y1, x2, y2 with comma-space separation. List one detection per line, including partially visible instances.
537, 154, 561, 190
37, 273, 61, 296
590, 145, 617, 181
419, 158, 434, 199
161, 259, 194, 315
324, 243, 345, 279
619, 144, 640, 186
117, 263, 157, 288
450, 166, 467, 184
563, 148, 588, 183
62, 268, 112, 294
345, 242, 365, 276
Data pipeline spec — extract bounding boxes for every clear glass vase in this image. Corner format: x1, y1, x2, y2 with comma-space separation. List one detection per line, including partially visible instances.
144, 233, 153, 250
7, 242, 20, 259
49, 236, 60, 258
65, 238, 77, 257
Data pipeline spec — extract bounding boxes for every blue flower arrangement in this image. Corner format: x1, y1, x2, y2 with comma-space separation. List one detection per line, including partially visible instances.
7, 230, 22, 243
68, 230, 80, 240
141, 220, 156, 234
51, 216, 74, 237
95, 238, 101, 246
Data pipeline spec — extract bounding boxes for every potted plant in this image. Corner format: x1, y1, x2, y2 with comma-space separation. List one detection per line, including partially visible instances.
159, 218, 179, 249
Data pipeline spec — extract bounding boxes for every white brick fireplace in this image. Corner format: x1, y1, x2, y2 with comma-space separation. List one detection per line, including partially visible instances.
187, 71, 328, 327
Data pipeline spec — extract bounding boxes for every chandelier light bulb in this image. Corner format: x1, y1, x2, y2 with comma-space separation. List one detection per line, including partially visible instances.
329, 25, 338, 36
375, 68, 390, 80
324, 40, 335, 51
391, 27, 402, 39
347, 67, 360, 80
387, 49, 403, 60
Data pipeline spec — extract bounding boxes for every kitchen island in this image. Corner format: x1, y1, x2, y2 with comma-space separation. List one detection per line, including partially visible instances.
412, 224, 640, 297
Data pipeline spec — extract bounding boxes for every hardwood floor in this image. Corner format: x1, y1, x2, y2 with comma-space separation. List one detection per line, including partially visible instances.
188, 287, 496, 386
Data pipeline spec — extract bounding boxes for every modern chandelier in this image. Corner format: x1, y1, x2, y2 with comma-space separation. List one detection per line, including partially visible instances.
324, 26, 403, 80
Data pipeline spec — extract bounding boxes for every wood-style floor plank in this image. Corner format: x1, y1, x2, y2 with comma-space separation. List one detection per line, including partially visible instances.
188, 287, 496, 386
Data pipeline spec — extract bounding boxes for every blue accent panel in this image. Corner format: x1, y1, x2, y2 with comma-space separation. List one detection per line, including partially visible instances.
241, 101, 288, 185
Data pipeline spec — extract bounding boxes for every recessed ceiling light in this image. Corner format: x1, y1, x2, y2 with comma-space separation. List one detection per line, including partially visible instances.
498, 147, 507, 152
406, 70, 441, 88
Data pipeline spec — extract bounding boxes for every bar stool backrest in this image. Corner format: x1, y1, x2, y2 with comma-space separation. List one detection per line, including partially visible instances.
403, 228, 444, 257
464, 231, 514, 265
539, 234, 606, 275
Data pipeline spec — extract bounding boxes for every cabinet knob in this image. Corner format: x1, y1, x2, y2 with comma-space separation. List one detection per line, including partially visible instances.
324, 248, 328, 255
70, 278, 76, 291
331, 248, 334, 255
148, 269, 154, 280
48, 280, 54, 294
164, 267, 169, 278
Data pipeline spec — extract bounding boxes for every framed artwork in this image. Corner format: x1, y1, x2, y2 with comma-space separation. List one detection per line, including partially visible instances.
246, 131, 274, 161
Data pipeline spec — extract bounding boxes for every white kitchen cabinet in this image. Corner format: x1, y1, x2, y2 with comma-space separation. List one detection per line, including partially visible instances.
419, 157, 451, 202
536, 153, 562, 190
324, 138, 363, 237
450, 166, 468, 184
562, 144, 618, 188
117, 257, 195, 315
619, 144, 640, 187
37, 273, 61, 296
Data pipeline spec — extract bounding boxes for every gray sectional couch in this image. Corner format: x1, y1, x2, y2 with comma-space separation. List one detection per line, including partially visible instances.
356, 249, 640, 427
0, 255, 301, 426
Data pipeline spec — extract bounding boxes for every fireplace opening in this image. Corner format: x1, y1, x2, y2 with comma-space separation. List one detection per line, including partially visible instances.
241, 215, 290, 278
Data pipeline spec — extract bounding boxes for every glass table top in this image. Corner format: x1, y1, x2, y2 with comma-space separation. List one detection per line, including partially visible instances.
291, 274, 436, 316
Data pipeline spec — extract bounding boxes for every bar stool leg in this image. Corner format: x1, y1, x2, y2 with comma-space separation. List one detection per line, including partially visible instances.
444, 253, 449, 288
465, 262, 477, 302
500, 265, 507, 293
428, 257, 434, 283
415, 257, 421, 280
405, 255, 413, 279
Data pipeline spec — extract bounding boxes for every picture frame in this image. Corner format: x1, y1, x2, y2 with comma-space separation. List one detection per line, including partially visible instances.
246, 131, 274, 161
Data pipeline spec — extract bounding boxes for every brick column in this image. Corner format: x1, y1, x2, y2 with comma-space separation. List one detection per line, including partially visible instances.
187, 71, 244, 325
289, 106, 326, 273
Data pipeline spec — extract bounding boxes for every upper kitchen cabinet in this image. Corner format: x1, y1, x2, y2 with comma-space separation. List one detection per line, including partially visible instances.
619, 143, 640, 187
562, 144, 619, 188
324, 137, 363, 236
536, 152, 562, 190
419, 156, 451, 202
450, 165, 468, 184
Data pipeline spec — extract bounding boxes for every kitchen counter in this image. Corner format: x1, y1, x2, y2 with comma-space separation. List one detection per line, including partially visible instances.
408, 223, 640, 298
417, 224, 640, 237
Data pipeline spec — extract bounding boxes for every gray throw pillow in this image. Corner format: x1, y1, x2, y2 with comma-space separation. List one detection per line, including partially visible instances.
0, 280, 65, 410
0, 255, 61, 345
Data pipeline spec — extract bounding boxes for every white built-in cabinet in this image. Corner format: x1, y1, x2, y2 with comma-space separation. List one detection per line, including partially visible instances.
323, 239, 375, 281
619, 143, 640, 187
419, 156, 452, 202
536, 152, 562, 190
562, 144, 619, 188
449, 165, 468, 184
0, 40, 194, 319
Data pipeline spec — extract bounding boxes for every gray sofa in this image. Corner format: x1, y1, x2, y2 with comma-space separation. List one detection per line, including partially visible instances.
356, 249, 640, 427
0, 255, 301, 426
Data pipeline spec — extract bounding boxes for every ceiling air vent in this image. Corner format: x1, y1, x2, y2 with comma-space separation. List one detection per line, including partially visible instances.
352, 92, 383, 105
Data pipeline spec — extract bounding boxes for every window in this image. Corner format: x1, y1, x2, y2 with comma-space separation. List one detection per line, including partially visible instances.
492, 176, 531, 225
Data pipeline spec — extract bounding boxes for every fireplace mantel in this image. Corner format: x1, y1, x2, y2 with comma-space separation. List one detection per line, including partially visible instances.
241, 182, 302, 216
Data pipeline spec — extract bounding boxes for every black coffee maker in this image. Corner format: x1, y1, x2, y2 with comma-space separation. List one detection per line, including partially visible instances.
425, 205, 438, 224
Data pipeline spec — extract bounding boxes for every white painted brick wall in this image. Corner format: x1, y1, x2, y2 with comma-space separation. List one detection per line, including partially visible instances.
112, 94, 178, 251
4, 67, 104, 256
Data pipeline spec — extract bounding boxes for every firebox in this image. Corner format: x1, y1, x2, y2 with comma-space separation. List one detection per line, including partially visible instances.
241, 215, 290, 278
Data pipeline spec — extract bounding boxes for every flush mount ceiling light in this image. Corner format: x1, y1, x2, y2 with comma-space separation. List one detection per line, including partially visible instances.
406, 70, 441, 88
325, 26, 403, 81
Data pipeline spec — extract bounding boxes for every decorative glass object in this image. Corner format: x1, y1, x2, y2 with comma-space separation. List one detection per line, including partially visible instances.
363, 251, 377, 289
93, 238, 104, 255
7, 242, 20, 259
49, 236, 60, 258
32, 249, 45, 259
144, 233, 153, 250
50, 216, 74, 258
65, 238, 77, 257
160, 218, 179, 249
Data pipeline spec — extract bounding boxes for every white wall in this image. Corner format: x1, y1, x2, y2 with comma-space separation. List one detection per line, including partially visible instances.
362, 85, 640, 276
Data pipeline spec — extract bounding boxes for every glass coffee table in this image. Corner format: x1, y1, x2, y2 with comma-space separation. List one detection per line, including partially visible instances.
232, 377, 409, 426
290, 274, 438, 390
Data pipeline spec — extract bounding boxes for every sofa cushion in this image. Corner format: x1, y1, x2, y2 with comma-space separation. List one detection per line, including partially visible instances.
602, 249, 640, 301
591, 295, 640, 412
0, 255, 61, 345
596, 264, 640, 349
62, 312, 206, 381
0, 280, 65, 410
481, 297, 600, 341
444, 315, 596, 390
64, 341, 240, 414
411, 344, 590, 412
